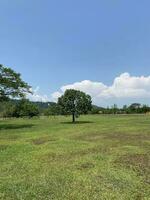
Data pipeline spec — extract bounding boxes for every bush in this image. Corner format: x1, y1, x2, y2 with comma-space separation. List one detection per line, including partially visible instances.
14, 99, 39, 118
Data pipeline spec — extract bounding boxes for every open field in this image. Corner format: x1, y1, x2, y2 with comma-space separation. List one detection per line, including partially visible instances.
0, 115, 150, 200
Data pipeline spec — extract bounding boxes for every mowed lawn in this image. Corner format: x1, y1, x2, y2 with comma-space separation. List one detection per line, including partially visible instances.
0, 115, 150, 200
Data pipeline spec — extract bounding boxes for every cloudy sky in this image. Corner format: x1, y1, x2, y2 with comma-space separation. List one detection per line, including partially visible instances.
1, 0, 150, 107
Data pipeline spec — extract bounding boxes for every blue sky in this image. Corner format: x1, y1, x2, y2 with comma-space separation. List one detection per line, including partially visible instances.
1, 0, 150, 106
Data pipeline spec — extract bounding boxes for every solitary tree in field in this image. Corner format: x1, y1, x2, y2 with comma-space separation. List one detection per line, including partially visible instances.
0, 64, 31, 101
58, 89, 92, 123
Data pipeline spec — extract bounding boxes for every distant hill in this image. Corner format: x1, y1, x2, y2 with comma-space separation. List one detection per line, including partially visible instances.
30, 101, 55, 109
11, 99, 54, 109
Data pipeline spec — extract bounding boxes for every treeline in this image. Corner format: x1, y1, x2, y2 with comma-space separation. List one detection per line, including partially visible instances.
90, 103, 150, 114
43, 102, 150, 115
0, 100, 150, 118
0, 99, 39, 118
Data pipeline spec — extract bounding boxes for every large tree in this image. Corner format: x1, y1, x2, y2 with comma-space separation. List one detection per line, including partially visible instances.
58, 89, 92, 123
0, 64, 31, 101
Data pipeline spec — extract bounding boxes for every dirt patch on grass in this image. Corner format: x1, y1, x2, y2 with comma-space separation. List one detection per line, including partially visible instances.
32, 137, 57, 145
103, 133, 150, 141
39, 152, 66, 163
114, 153, 150, 183
71, 146, 110, 157
103, 133, 150, 149
39, 150, 92, 163
73, 132, 104, 142
74, 132, 150, 144
76, 162, 95, 170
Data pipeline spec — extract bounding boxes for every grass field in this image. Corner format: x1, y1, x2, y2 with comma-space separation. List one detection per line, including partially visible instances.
0, 115, 150, 200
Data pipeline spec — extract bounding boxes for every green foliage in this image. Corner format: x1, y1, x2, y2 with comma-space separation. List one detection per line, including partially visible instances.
0, 101, 16, 118
58, 89, 92, 122
0, 64, 31, 101
89, 105, 103, 114
0, 99, 39, 118
14, 99, 39, 118
124, 103, 150, 114
101, 104, 150, 114
44, 102, 61, 116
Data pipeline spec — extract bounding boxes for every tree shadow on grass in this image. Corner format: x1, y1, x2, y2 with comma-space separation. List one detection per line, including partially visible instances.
0, 124, 34, 130
61, 121, 94, 125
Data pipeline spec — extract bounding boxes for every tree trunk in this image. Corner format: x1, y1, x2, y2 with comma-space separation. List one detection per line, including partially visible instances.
72, 113, 75, 123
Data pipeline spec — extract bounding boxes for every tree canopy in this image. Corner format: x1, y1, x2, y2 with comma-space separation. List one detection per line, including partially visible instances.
44, 102, 61, 116
58, 89, 92, 122
0, 99, 39, 118
0, 64, 31, 101
14, 99, 39, 118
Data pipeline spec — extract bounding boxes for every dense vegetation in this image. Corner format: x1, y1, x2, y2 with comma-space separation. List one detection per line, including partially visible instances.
90, 103, 150, 115
0, 99, 150, 118
0, 64, 31, 101
0, 115, 149, 199
0, 99, 39, 118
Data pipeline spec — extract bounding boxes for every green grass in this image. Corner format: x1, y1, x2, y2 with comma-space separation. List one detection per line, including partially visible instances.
0, 115, 150, 200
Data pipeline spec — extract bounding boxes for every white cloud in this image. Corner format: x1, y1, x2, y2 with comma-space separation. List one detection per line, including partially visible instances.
61, 80, 107, 96
51, 73, 150, 106
51, 91, 62, 101
27, 86, 50, 102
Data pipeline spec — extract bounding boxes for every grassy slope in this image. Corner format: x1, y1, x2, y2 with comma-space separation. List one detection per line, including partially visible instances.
0, 115, 150, 200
